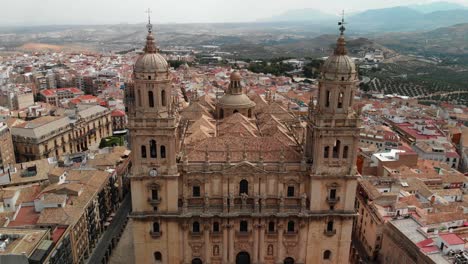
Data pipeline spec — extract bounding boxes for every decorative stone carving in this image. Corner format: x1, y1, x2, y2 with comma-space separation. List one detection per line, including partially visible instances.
234, 241, 253, 252
189, 242, 204, 257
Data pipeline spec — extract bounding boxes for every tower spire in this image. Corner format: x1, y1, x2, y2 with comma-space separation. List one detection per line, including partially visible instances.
334, 10, 348, 56
143, 8, 157, 54
146, 8, 152, 33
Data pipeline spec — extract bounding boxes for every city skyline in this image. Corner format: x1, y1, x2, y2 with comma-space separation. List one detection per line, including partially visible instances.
1, 0, 467, 26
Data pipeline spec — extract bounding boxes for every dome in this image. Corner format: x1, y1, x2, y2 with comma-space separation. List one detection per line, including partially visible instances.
134, 30, 168, 74
218, 94, 256, 109
321, 36, 357, 80
321, 55, 356, 79
230, 71, 241, 81
134, 53, 168, 73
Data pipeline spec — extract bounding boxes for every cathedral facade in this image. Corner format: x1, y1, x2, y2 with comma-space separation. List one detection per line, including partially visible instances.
127, 18, 360, 264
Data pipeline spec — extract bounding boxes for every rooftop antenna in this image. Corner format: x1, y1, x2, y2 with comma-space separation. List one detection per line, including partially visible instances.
146, 8, 153, 33
338, 10, 346, 35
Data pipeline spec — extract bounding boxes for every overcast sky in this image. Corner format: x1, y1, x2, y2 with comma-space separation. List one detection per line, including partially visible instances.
1, 0, 467, 25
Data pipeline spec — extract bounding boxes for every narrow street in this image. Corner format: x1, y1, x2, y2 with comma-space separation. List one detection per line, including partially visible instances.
86, 195, 131, 264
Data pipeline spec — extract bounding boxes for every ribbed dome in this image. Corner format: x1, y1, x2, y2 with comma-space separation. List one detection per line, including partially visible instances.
321, 36, 356, 80
321, 55, 356, 79
134, 53, 168, 73
218, 94, 256, 108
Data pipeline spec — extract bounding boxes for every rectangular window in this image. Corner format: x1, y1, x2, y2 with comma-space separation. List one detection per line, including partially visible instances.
329, 189, 336, 199
287, 186, 295, 197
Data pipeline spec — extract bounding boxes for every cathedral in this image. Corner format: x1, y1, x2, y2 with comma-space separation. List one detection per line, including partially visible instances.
126, 15, 361, 264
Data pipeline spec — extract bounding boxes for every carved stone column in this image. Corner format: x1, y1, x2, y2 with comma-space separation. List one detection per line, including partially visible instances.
258, 223, 265, 264
228, 223, 235, 264
204, 224, 211, 264
297, 221, 306, 264
277, 221, 284, 264
182, 222, 190, 263
223, 224, 228, 263
253, 223, 259, 263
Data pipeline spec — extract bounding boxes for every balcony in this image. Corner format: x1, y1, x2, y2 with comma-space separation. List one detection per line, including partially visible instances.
326, 196, 340, 205
190, 231, 203, 237
150, 231, 162, 238
284, 230, 298, 237
324, 229, 336, 236
147, 197, 161, 205
235, 230, 251, 237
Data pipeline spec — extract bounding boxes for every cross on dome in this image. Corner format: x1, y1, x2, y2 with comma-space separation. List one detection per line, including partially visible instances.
146, 8, 153, 33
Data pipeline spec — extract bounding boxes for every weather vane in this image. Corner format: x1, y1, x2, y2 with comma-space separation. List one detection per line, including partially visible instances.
146, 8, 153, 33
338, 10, 346, 35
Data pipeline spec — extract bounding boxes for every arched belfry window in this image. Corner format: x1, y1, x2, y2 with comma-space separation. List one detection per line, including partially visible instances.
337, 92, 344, 108
161, 90, 166, 106
141, 145, 147, 158
325, 90, 331, 107
150, 140, 157, 158
343, 146, 349, 159
160, 145, 166, 158
148, 91, 155, 108
239, 180, 248, 195
333, 140, 341, 159
324, 146, 330, 159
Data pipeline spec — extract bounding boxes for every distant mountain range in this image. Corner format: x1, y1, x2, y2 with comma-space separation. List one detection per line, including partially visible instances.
262, 1, 468, 33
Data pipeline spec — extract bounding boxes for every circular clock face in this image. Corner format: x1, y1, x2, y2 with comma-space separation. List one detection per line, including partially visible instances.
149, 169, 158, 177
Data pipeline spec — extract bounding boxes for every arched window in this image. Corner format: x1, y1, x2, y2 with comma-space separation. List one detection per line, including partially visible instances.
161, 90, 166, 106
327, 221, 334, 232
337, 92, 344, 108
160, 145, 166, 158
151, 189, 158, 200
192, 222, 200, 233
323, 146, 329, 159
141, 145, 147, 158
248, 109, 252, 118
153, 222, 160, 233
233, 109, 239, 114
323, 250, 331, 260
349, 91, 354, 107
154, 251, 162, 262
148, 91, 155, 108
137, 90, 142, 106
287, 221, 295, 233
268, 221, 275, 232
150, 140, 157, 158
239, 180, 248, 195
240, 220, 248, 232
192, 186, 201, 197
325, 90, 331, 107
332, 140, 341, 158
220, 109, 224, 119
284, 257, 295, 264
343, 146, 349, 159
213, 222, 220, 233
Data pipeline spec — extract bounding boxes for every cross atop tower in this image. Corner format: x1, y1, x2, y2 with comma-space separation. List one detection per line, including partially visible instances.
338, 10, 346, 35
146, 8, 153, 33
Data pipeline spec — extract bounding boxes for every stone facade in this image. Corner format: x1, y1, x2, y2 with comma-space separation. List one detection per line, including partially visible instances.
11, 104, 112, 162
128, 20, 360, 264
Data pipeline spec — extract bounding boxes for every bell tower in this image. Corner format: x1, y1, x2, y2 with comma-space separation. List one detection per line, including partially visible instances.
303, 16, 361, 262
305, 16, 361, 176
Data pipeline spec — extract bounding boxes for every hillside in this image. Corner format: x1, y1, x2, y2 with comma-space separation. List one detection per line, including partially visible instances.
376, 23, 468, 55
